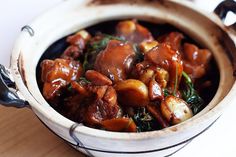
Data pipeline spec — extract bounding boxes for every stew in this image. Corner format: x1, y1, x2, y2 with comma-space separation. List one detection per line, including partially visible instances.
38, 20, 219, 132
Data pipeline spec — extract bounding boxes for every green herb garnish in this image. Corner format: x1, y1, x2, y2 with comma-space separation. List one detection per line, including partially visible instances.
181, 71, 204, 114
133, 107, 157, 132
163, 88, 170, 97
67, 83, 73, 92
89, 34, 124, 52
82, 52, 94, 71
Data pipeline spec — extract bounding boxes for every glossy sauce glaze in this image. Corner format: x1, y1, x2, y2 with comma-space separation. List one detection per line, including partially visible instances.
94, 40, 136, 82
37, 20, 219, 132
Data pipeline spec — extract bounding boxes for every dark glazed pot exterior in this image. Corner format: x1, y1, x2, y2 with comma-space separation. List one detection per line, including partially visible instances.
0, 65, 28, 108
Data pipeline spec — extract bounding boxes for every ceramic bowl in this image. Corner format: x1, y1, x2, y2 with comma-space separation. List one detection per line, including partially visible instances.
0, 0, 236, 157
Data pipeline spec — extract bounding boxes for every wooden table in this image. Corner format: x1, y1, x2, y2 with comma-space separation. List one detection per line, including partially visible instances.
0, 106, 85, 157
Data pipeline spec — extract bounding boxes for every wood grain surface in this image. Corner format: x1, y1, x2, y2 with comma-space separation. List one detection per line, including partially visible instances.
0, 106, 86, 157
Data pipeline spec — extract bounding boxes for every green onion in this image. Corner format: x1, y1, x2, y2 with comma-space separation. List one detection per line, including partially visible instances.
133, 108, 157, 132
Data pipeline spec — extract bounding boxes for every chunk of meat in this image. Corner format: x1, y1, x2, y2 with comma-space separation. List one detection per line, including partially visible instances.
70, 81, 89, 96
84, 86, 120, 126
183, 61, 206, 79
183, 43, 211, 65
183, 43, 212, 79
85, 70, 112, 86
145, 43, 183, 90
41, 59, 83, 100
87, 85, 108, 100
43, 80, 67, 100
130, 61, 150, 79
66, 30, 91, 48
116, 20, 153, 44
145, 44, 180, 70
61, 30, 91, 60
94, 40, 136, 82
158, 32, 184, 51
61, 45, 81, 60
62, 94, 85, 121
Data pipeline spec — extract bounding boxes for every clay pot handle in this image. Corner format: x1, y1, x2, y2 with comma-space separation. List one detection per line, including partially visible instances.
0, 64, 28, 108
214, 0, 236, 31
